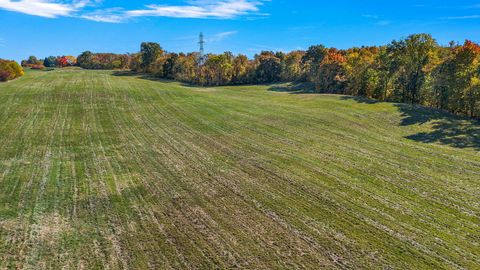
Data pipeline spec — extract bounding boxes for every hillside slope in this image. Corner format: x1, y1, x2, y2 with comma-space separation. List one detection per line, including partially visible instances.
0, 69, 479, 269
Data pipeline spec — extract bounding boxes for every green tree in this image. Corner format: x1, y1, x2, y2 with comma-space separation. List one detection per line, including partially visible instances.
388, 34, 437, 104
140, 42, 163, 73
21, 56, 42, 67
77, 51, 93, 69
162, 53, 178, 79
434, 41, 480, 117
302, 45, 328, 82
201, 53, 234, 86
43, 56, 58, 67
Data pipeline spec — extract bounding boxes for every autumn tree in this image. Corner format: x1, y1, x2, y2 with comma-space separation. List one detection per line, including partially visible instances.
281, 51, 305, 82
343, 47, 380, 98
78, 51, 131, 69
232, 54, 250, 84
173, 53, 198, 83
56, 56, 69, 67
310, 49, 347, 93
255, 51, 282, 83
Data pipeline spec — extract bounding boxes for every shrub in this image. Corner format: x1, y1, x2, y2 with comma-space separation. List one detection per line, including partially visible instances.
30, 65, 45, 70
0, 70, 12, 81
0, 59, 24, 81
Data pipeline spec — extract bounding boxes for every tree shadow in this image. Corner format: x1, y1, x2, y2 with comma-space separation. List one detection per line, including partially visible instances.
342, 97, 480, 150
396, 104, 480, 150
111, 71, 192, 86
404, 120, 480, 150
340, 96, 380, 104
111, 70, 138, 77
395, 104, 444, 126
268, 82, 317, 94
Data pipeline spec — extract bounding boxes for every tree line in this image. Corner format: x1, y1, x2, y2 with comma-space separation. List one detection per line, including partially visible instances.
125, 34, 480, 118
8, 33, 480, 118
21, 55, 77, 69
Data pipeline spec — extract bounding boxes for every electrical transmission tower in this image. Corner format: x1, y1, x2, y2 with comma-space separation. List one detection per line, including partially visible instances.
198, 32, 206, 65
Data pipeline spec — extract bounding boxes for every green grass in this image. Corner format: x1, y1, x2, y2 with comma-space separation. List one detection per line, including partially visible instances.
0, 68, 479, 269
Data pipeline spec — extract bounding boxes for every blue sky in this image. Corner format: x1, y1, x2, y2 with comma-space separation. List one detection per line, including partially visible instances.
1, 0, 480, 61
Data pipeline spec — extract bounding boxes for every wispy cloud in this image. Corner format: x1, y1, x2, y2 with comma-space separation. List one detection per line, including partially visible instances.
362, 14, 379, 19
0, 0, 267, 22
247, 43, 286, 53
206, 31, 238, 42
442, 15, 480, 20
361, 13, 392, 26
0, 38, 4, 47
376, 20, 392, 26
172, 31, 238, 44
80, 8, 125, 23
126, 0, 265, 20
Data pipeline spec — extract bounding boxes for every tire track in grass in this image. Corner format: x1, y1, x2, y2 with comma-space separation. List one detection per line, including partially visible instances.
145, 84, 454, 266
0, 70, 479, 269
109, 77, 336, 268
120, 79, 358, 268
131, 77, 476, 268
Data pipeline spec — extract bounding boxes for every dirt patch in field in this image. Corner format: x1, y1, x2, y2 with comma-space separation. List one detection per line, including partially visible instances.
34, 213, 73, 244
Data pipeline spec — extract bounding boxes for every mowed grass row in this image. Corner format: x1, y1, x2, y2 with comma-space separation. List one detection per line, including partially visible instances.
0, 69, 478, 269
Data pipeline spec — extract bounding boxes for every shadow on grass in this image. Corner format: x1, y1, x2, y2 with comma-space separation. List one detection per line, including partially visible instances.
395, 104, 480, 150
111, 71, 200, 89
344, 97, 480, 150
268, 82, 317, 94
112, 71, 181, 83
340, 96, 380, 104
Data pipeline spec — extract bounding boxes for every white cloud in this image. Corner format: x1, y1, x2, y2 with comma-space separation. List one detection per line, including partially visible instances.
0, 0, 266, 22
0, 0, 76, 18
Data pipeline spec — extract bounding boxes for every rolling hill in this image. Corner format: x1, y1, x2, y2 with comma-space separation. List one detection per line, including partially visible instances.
0, 69, 478, 269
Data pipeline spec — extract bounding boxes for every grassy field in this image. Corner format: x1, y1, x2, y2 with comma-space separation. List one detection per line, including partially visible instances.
0, 68, 478, 269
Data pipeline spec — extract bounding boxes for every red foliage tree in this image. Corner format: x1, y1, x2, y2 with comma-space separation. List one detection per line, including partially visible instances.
57, 56, 69, 67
